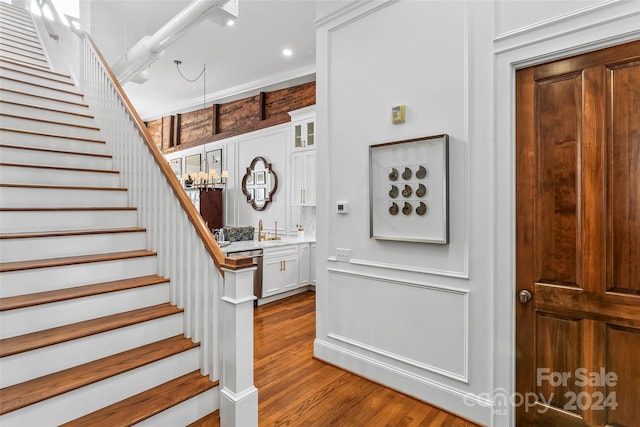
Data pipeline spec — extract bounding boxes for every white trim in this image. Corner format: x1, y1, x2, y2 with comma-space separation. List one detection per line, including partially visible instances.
334, 257, 470, 279
328, 333, 468, 383
314, 338, 492, 426
494, 1, 640, 55
326, 267, 469, 382
494, 0, 620, 42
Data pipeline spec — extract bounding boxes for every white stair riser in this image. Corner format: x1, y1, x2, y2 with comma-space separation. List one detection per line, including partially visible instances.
0, 115, 101, 140
0, 51, 48, 68
0, 165, 119, 188
0, 102, 94, 127
137, 387, 219, 427
0, 89, 89, 115
0, 257, 157, 297
0, 17, 36, 34
0, 209, 136, 233
0, 29, 39, 46
0, 36, 41, 51
0, 186, 128, 208
0, 67, 75, 91
0, 230, 145, 263
0, 10, 33, 22
0, 348, 201, 427
0, 77, 83, 103
0, 146, 113, 170
0, 43, 43, 61
0, 129, 107, 154
0, 311, 183, 388
1, 282, 170, 338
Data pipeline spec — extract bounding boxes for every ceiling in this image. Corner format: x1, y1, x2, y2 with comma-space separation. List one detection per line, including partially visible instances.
87, 0, 317, 121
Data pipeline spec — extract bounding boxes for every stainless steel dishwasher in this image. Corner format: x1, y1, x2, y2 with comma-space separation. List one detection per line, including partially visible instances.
227, 249, 263, 301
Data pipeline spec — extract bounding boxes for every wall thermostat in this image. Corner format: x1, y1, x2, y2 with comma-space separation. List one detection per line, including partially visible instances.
336, 201, 350, 214
391, 105, 406, 124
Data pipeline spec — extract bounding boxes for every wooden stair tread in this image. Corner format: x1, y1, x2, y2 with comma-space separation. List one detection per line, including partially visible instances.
0, 206, 135, 212
0, 250, 156, 273
0, 87, 88, 107
0, 75, 81, 95
0, 274, 168, 312
0, 127, 105, 143
0, 42, 43, 57
0, 99, 94, 118
0, 162, 118, 174
61, 371, 218, 427
0, 335, 199, 415
0, 183, 127, 191
0, 112, 100, 131
0, 227, 145, 240
0, 55, 48, 71
0, 302, 180, 357
0, 143, 111, 159
0, 63, 70, 80
0, 48, 47, 63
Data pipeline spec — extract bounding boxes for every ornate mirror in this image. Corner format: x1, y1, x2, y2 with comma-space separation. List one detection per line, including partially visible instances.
242, 156, 278, 211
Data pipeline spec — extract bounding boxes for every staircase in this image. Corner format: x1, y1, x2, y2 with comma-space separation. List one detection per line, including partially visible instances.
0, 3, 220, 425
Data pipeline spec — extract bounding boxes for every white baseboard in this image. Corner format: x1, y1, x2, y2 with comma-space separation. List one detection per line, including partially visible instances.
314, 338, 492, 426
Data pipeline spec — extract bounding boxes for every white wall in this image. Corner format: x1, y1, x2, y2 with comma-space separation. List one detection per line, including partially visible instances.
163, 123, 299, 238
315, 1, 640, 426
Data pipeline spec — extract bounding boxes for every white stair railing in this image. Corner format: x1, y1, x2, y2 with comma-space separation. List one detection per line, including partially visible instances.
25, 2, 258, 422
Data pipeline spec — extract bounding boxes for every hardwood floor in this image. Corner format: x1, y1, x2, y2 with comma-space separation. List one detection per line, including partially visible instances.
192, 291, 481, 426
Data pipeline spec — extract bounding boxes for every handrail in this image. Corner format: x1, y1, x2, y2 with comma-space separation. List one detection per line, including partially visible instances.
83, 33, 252, 274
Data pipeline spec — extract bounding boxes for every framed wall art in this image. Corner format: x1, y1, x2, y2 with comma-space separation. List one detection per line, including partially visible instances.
169, 158, 182, 176
185, 153, 201, 175
206, 148, 222, 177
369, 134, 449, 244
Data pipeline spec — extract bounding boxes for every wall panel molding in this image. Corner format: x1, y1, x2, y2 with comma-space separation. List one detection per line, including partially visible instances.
327, 268, 469, 382
494, 0, 640, 54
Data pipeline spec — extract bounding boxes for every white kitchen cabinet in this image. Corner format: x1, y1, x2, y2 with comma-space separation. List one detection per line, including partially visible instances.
292, 150, 316, 206
298, 243, 310, 286
262, 245, 299, 298
289, 106, 316, 151
292, 118, 315, 150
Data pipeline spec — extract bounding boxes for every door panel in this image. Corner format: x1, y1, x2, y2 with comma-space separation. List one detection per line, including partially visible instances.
608, 61, 640, 294
516, 40, 640, 427
535, 74, 582, 288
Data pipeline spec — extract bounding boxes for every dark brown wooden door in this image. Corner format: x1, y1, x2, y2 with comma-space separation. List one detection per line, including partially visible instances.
516, 40, 640, 427
199, 188, 223, 230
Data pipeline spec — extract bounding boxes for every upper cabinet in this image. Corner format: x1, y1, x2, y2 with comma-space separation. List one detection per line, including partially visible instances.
289, 106, 316, 207
289, 106, 316, 151
292, 150, 316, 206
293, 119, 315, 150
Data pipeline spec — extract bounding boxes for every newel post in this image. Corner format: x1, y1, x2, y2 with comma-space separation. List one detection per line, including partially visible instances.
220, 266, 258, 427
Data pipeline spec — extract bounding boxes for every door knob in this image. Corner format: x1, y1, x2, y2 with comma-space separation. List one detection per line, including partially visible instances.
519, 289, 532, 303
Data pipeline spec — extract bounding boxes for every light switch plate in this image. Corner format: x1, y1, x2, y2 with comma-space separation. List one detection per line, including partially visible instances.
336, 248, 351, 262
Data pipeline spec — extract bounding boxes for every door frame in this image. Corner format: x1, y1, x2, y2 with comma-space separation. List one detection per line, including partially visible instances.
493, 4, 640, 426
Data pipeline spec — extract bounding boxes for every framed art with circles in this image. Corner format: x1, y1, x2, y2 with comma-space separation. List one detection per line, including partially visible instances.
369, 134, 449, 244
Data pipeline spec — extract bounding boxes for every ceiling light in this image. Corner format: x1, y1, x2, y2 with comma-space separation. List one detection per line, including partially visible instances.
226, 19, 235, 26
282, 48, 293, 57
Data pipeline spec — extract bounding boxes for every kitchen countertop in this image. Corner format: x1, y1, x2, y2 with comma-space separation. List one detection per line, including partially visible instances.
221, 237, 316, 254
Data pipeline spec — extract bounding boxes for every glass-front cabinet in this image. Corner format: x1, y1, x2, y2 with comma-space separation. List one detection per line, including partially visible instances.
289, 106, 316, 151
294, 119, 314, 150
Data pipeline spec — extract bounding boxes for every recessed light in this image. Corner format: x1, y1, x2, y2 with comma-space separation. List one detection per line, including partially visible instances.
226, 19, 235, 26
282, 48, 293, 57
